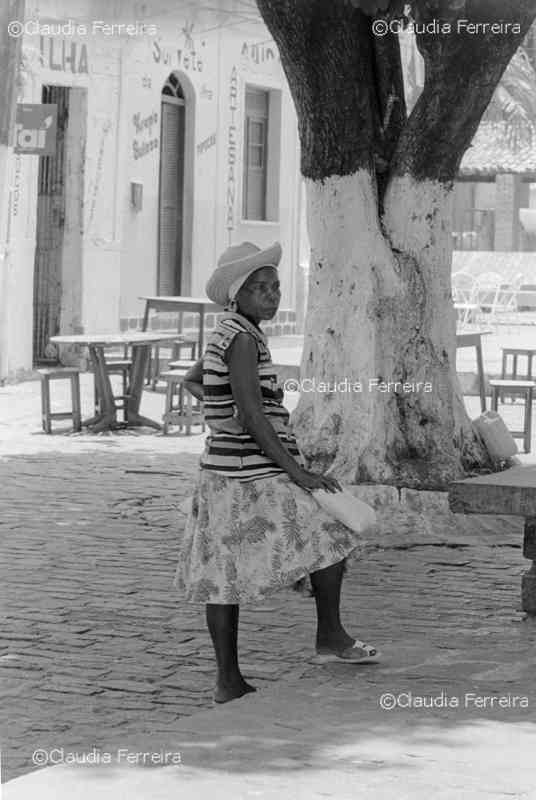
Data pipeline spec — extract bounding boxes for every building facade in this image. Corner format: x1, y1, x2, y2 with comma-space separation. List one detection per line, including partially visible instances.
400, 23, 536, 280
0, 0, 302, 381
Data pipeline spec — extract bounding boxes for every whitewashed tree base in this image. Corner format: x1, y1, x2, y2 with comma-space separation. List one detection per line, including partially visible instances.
291, 170, 489, 488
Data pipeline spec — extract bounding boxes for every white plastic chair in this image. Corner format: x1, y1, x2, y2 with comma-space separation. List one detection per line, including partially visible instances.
475, 272, 517, 319
511, 273, 526, 290
452, 272, 478, 327
452, 271, 477, 303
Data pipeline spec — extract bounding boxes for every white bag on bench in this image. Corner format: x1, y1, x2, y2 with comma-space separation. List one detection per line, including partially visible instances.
473, 410, 518, 460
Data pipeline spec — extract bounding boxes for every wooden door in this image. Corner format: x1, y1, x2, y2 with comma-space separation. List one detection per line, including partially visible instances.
158, 96, 185, 296
33, 85, 68, 363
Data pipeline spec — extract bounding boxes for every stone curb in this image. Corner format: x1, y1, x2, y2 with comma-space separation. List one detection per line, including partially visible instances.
343, 484, 523, 550
345, 483, 448, 511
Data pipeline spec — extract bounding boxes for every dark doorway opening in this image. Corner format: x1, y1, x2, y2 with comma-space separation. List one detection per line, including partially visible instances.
33, 84, 69, 363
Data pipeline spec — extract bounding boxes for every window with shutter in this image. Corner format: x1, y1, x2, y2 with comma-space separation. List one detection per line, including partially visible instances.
242, 87, 269, 220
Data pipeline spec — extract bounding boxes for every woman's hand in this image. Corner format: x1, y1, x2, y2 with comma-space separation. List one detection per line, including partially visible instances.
290, 467, 342, 493
273, 386, 284, 402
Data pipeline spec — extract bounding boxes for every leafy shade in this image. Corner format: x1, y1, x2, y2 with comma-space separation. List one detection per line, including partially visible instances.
484, 46, 536, 148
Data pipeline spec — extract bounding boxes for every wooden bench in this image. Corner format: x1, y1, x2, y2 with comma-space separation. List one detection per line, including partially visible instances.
449, 464, 536, 615
38, 367, 82, 434
167, 359, 196, 372
160, 370, 205, 435
489, 379, 535, 453
147, 338, 197, 390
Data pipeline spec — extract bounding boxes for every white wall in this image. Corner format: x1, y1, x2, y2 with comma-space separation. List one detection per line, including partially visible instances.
1, 0, 123, 378
1, 153, 38, 379
119, 8, 301, 319
0, 0, 302, 379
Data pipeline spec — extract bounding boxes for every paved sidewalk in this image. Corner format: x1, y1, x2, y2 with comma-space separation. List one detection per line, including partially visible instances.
7, 669, 536, 800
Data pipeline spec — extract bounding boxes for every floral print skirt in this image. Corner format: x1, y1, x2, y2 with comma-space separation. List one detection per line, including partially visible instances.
173, 470, 366, 605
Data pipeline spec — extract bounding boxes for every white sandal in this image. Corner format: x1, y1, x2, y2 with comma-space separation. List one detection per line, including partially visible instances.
313, 639, 381, 664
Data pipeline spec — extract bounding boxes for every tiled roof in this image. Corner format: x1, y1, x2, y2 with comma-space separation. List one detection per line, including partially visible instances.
459, 121, 536, 177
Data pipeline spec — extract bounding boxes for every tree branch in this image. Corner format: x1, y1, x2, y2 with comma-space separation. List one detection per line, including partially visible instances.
370, 29, 407, 206
256, 0, 381, 179
390, 0, 536, 182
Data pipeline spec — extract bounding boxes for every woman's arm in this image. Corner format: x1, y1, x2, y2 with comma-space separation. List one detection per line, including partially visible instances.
227, 333, 340, 492
182, 357, 204, 402
183, 358, 203, 384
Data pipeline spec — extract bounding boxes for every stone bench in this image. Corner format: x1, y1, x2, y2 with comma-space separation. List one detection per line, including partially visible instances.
449, 464, 536, 614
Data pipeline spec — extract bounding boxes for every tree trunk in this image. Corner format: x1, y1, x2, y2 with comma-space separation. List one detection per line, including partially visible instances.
256, 0, 536, 488
298, 168, 487, 488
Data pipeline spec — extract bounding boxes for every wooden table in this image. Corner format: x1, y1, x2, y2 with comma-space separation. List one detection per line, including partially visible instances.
449, 464, 536, 614
140, 296, 223, 356
50, 333, 180, 433
456, 330, 493, 413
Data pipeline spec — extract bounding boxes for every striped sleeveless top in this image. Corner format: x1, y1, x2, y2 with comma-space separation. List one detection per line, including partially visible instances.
200, 312, 303, 481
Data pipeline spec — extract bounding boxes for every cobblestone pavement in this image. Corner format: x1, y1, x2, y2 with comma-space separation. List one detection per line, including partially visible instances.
2, 377, 536, 790
2, 445, 535, 784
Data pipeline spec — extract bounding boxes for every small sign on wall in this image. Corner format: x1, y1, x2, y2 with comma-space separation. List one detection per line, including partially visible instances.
14, 104, 57, 155
130, 181, 143, 211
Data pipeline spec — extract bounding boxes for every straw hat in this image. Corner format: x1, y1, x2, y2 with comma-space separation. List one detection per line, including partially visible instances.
206, 241, 282, 307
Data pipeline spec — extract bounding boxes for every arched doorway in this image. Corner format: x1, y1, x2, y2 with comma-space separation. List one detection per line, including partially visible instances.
157, 72, 194, 295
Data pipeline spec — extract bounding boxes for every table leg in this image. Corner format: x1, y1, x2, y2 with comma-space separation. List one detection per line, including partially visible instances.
525, 387, 533, 454
142, 301, 150, 332
199, 309, 205, 355
142, 302, 152, 386
522, 518, 536, 615
125, 344, 162, 430
500, 351, 508, 404
475, 340, 486, 413
84, 346, 119, 432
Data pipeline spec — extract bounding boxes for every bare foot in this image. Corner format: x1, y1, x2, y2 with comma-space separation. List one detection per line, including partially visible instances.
214, 680, 257, 704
